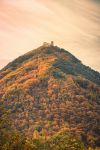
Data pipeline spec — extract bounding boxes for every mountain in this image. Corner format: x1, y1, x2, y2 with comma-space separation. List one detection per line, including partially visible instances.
0, 42, 100, 148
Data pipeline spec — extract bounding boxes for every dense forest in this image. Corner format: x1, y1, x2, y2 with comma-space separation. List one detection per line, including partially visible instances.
0, 106, 84, 150
0, 44, 100, 149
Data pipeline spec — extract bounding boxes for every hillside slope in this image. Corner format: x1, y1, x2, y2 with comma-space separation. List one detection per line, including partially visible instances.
0, 44, 100, 147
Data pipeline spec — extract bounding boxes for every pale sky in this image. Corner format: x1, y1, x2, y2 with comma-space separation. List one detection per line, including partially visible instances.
0, 0, 100, 71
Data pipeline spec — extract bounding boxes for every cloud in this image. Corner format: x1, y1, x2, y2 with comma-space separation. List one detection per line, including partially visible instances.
0, 0, 100, 71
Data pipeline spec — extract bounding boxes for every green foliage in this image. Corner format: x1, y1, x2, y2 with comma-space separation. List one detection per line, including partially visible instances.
1, 53, 35, 72
52, 70, 64, 79
53, 59, 76, 75
53, 58, 100, 85
45, 132, 84, 150
34, 125, 43, 132
76, 79, 89, 89
44, 48, 53, 54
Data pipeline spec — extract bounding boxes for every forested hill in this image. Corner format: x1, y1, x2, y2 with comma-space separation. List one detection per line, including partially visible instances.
0, 43, 100, 149
0, 44, 100, 85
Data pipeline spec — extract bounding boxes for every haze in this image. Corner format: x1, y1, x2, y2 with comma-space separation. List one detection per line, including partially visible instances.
0, 0, 100, 71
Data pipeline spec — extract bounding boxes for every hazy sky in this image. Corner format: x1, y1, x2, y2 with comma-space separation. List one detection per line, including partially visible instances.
0, 0, 100, 71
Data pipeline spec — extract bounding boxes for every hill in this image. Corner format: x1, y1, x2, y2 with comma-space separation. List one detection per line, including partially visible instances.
0, 42, 100, 149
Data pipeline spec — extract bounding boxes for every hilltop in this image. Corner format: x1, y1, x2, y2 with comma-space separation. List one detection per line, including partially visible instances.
0, 42, 100, 148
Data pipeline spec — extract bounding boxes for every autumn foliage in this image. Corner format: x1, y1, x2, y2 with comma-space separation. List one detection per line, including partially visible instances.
0, 45, 100, 149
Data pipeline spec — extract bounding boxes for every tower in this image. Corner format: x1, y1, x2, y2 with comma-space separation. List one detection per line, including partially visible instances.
50, 41, 54, 46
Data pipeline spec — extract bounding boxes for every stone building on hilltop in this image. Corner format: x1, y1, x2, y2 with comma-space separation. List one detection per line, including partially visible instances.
43, 41, 54, 47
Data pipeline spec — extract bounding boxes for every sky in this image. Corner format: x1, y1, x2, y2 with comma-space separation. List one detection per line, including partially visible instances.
0, 0, 100, 71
